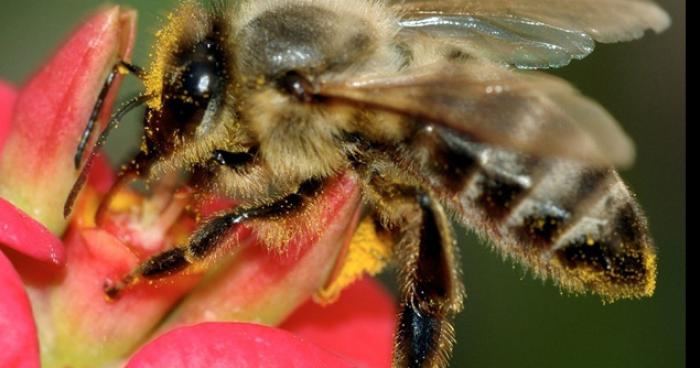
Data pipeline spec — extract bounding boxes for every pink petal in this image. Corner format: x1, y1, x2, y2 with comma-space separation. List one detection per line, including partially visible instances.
126, 322, 354, 368
0, 6, 137, 235
282, 278, 396, 368
0, 198, 65, 264
0, 251, 40, 368
87, 153, 116, 194
24, 228, 199, 367
0, 81, 16, 151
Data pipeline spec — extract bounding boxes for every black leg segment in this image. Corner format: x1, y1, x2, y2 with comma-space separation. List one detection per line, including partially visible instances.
104, 179, 321, 299
74, 61, 145, 168
391, 193, 464, 368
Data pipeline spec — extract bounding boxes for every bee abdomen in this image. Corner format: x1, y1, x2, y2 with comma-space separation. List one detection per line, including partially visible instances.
504, 165, 615, 251
499, 165, 654, 298
407, 125, 481, 195
407, 127, 655, 299
493, 161, 653, 299
546, 180, 655, 298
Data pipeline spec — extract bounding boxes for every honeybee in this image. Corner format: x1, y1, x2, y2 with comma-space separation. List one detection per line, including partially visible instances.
64, 0, 670, 367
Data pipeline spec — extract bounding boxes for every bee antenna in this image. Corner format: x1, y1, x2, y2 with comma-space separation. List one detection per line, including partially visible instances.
63, 94, 154, 218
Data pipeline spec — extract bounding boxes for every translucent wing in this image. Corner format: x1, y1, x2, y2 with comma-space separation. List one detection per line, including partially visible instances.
391, 0, 670, 68
319, 61, 634, 167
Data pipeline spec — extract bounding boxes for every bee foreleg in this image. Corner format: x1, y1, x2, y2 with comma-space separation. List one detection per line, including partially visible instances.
374, 188, 464, 368
74, 61, 145, 169
103, 178, 321, 300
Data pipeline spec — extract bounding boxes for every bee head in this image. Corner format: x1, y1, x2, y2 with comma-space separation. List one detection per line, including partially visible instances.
135, 3, 250, 171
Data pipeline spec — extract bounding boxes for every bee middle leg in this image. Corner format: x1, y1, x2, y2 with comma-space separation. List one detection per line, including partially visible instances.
368, 180, 464, 368
104, 178, 322, 299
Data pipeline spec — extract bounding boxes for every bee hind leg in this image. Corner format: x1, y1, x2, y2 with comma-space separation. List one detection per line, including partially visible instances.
104, 178, 322, 300
375, 189, 464, 368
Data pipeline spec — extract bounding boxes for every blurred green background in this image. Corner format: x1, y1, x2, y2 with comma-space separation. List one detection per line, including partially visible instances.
0, 1, 684, 367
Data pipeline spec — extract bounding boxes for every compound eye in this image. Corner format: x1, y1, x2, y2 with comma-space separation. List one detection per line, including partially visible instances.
182, 59, 218, 106
179, 40, 223, 107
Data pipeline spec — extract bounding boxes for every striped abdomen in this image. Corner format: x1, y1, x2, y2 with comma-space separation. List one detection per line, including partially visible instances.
407, 125, 655, 299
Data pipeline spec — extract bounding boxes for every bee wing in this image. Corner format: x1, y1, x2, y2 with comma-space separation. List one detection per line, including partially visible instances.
391, 0, 670, 68
319, 61, 634, 167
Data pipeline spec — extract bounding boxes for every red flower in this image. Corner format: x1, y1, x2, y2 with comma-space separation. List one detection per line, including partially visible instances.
0, 6, 395, 367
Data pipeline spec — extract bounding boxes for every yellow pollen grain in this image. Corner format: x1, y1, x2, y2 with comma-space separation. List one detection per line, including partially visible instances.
314, 217, 392, 304
116, 64, 131, 75
534, 218, 545, 230
109, 191, 142, 213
